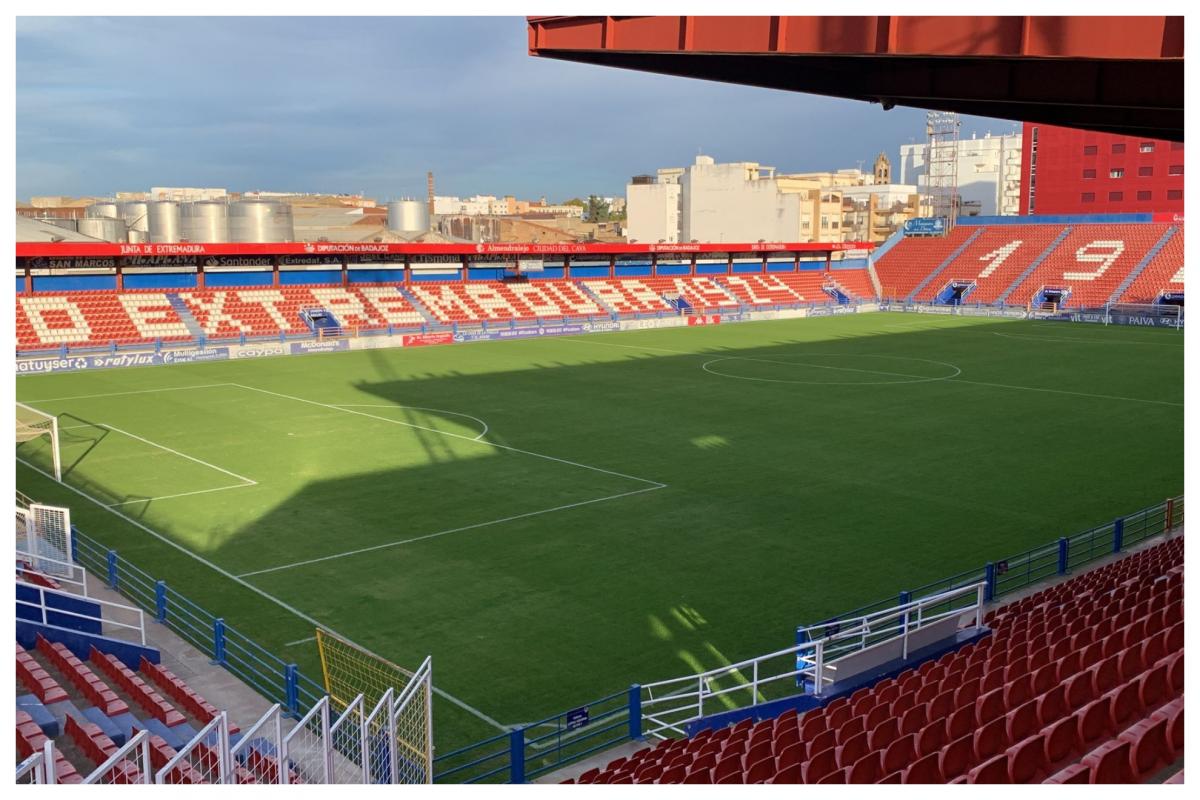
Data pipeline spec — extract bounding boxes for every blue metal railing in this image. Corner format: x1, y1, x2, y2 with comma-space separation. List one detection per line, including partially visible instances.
432, 687, 636, 784
70, 527, 326, 718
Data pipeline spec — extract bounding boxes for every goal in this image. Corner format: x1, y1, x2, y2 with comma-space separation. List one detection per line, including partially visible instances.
16, 502, 73, 577
16, 403, 61, 481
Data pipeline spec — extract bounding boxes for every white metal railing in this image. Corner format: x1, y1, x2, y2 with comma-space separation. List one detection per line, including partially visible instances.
16, 580, 146, 645
329, 695, 367, 783
639, 582, 985, 740
83, 729, 152, 784
16, 749, 46, 784
795, 582, 986, 688
282, 696, 333, 784
16, 547, 89, 596
156, 713, 229, 784
228, 704, 286, 784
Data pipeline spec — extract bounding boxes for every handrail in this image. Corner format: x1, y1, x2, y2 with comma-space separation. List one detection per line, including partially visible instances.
638, 581, 985, 739
17, 579, 146, 645
15, 750, 46, 784
16, 546, 89, 596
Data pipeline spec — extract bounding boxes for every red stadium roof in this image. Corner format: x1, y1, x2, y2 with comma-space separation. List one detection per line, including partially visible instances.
527, 16, 1183, 141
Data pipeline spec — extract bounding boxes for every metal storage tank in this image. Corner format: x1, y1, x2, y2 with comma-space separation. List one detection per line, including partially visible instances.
182, 200, 229, 243
118, 201, 150, 232
77, 217, 128, 242
127, 229, 149, 244
230, 200, 294, 242
148, 201, 183, 243
387, 199, 429, 234
86, 201, 120, 220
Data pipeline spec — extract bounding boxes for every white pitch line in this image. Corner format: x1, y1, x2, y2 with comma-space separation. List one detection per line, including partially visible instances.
21, 383, 234, 403
949, 379, 1183, 408
285, 636, 317, 647
236, 484, 666, 578
564, 335, 1179, 408
23, 410, 258, 488
992, 331, 1185, 347
106, 483, 255, 508
230, 383, 665, 488
14, 456, 508, 733
334, 404, 490, 442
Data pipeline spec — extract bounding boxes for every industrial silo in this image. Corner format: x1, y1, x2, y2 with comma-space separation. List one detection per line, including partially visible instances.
148, 201, 183, 243
230, 200, 295, 242
181, 200, 230, 243
117, 201, 150, 233
127, 229, 149, 244
77, 217, 128, 242
86, 201, 120, 220
387, 199, 429, 235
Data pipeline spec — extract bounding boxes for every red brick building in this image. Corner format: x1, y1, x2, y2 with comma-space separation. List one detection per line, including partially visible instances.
1020, 122, 1183, 216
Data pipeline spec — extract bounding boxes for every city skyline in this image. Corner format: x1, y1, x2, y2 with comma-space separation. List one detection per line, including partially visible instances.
16, 16, 1018, 202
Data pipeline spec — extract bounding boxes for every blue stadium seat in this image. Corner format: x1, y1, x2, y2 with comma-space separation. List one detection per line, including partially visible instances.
82, 706, 126, 746
16, 693, 58, 738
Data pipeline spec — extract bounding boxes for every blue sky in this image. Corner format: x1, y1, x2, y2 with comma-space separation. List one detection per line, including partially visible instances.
16, 16, 1017, 202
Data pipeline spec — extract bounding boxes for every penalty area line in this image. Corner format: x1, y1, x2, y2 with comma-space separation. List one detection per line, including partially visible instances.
106, 483, 255, 508
14, 456, 508, 734
229, 382, 665, 488
237, 484, 667, 578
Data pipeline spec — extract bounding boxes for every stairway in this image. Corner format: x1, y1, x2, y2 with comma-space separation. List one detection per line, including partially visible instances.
905, 227, 986, 302
996, 226, 1074, 305
396, 286, 441, 325
574, 281, 620, 317
164, 295, 206, 340
1107, 226, 1179, 304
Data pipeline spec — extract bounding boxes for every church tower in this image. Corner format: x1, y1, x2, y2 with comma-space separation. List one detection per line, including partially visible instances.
873, 152, 891, 184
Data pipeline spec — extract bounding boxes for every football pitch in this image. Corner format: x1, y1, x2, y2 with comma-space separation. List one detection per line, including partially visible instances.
15, 312, 1184, 751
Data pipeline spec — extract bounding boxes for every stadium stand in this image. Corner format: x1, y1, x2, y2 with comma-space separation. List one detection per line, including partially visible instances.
564, 535, 1183, 784
1005, 224, 1173, 308
874, 222, 1184, 309
580, 279, 676, 315
911, 225, 1068, 305
825, 269, 877, 301
407, 280, 606, 324
775, 272, 837, 301
16, 292, 193, 349
13, 621, 245, 783
718, 275, 809, 306
871, 226, 977, 300
1118, 229, 1184, 304
639, 276, 741, 311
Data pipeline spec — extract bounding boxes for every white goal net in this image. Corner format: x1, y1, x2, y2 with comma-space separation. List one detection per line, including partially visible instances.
16, 403, 61, 482
16, 503, 73, 577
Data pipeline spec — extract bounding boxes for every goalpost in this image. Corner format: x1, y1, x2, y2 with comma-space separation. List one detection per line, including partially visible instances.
16, 502, 73, 578
315, 629, 433, 784
17, 403, 61, 482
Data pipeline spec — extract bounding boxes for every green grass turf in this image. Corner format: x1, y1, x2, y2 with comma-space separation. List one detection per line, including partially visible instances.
15, 312, 1183, 753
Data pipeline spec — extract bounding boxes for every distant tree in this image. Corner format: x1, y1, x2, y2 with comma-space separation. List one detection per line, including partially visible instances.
585, 195, 611, 222
563, 198, 586, 208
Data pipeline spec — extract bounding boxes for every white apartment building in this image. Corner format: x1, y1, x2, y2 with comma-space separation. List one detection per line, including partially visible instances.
898, 132, 1023, 217
627, 156, 833, 243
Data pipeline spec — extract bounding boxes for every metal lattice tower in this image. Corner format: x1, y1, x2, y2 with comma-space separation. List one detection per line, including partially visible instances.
925, 111, 961, 233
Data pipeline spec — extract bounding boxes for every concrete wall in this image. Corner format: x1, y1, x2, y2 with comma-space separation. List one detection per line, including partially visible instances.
680, 162, 804, 243
626, 182, 681, 243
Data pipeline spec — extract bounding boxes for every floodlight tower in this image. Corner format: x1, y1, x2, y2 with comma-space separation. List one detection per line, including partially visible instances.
925, 110, 961, 233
